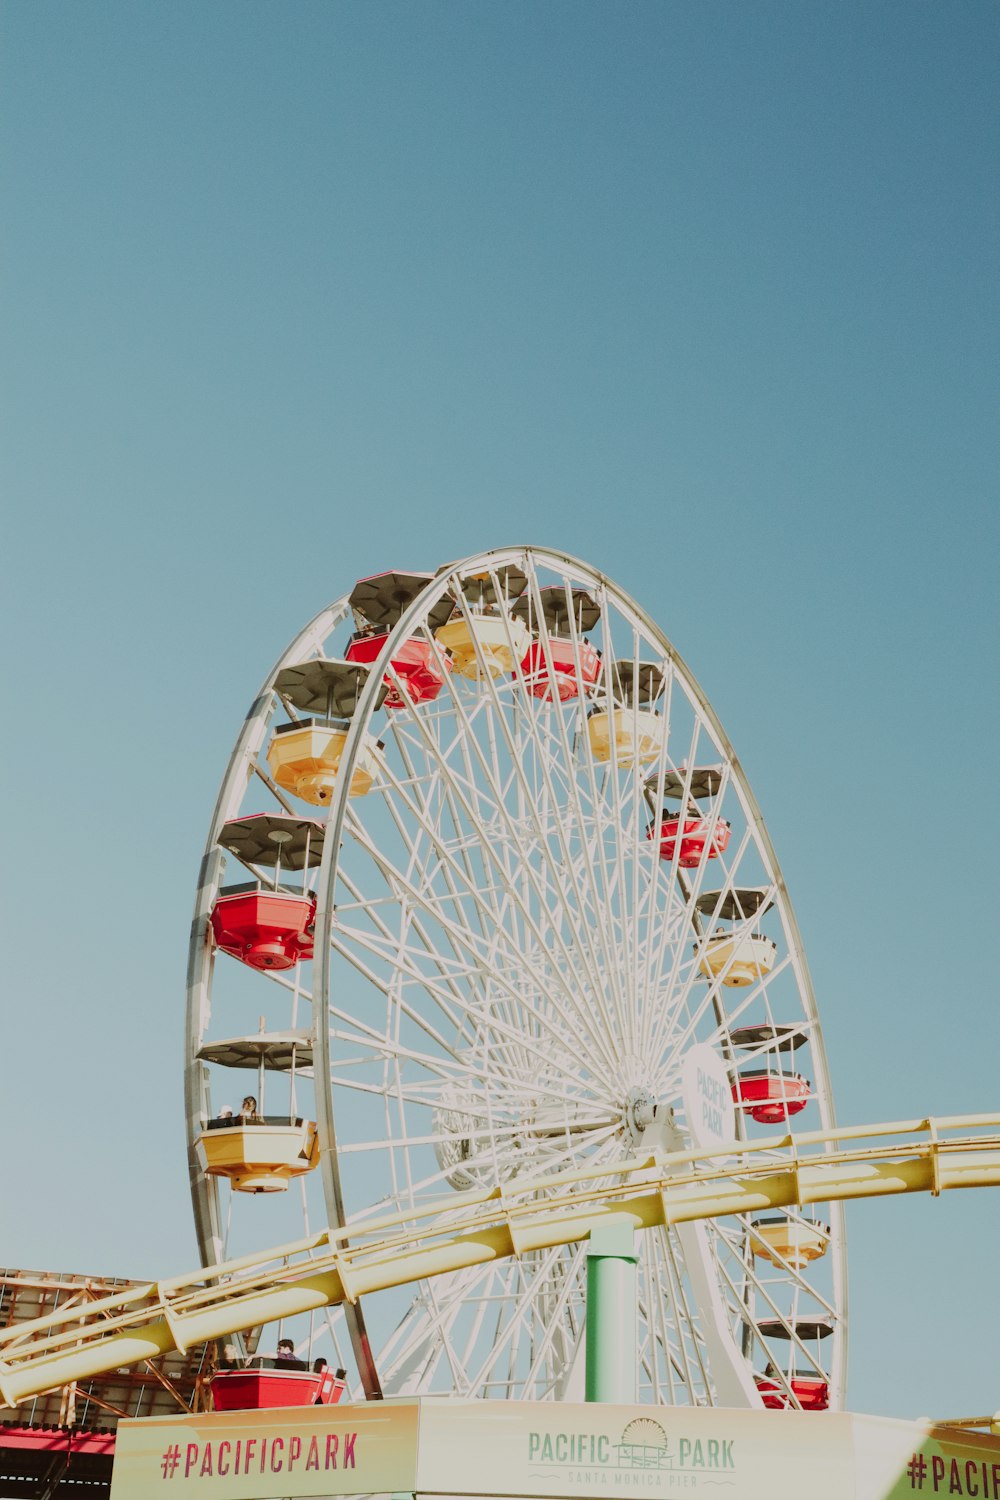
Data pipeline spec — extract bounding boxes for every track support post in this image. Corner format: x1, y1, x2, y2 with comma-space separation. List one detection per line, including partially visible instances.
585, 1217, 637, 1403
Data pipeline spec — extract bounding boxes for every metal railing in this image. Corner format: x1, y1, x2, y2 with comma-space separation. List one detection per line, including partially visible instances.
3, 1111, 999, 1409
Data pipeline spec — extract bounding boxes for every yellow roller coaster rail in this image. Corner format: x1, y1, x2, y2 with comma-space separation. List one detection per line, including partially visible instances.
3, 1111, 1000, 1409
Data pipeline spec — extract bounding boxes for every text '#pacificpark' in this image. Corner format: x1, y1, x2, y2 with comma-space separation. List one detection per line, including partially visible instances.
157, 1431, 357, 1480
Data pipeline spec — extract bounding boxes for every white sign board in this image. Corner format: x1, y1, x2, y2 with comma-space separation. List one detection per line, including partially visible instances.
680, 1043, 736, 1153
110, 1398, 1000, 1500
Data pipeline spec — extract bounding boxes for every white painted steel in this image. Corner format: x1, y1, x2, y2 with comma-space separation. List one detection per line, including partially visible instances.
184, 592, 363, 1384
186, 546, 847, 1411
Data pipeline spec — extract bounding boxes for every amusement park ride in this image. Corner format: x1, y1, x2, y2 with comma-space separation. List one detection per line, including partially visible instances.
3, 546, 1000, 1500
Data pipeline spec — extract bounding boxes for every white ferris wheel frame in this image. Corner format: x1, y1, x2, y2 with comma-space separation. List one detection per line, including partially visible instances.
185, 544, 848, 1411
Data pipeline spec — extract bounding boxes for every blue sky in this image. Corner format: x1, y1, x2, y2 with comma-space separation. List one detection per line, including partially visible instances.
2, 1, 997, 1421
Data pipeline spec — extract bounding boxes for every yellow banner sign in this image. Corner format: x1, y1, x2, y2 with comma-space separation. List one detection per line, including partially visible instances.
110, 1399, 418, 1499
111, 1399, 1000, 1500
854, 1414, 1000, 1500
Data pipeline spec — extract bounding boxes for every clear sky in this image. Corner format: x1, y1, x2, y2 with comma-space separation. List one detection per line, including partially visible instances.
1, 0, 997, 1423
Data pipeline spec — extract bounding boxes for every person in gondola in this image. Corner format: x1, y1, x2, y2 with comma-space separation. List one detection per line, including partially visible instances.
275, 1338, 306, 1370
311, 1357, 329, 1402
239, 1095, 260, 1124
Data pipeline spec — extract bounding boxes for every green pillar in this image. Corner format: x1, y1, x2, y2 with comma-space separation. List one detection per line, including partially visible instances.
585, 1217, 637, 1403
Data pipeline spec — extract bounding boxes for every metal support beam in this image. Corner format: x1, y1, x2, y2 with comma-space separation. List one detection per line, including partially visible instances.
585, 1218, 636, 1403
3, 1111, 1000, 1408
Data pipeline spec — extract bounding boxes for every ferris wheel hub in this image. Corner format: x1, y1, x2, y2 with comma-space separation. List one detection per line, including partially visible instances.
623, 1087, 657, 1143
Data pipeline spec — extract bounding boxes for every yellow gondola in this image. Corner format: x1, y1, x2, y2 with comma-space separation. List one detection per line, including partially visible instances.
266, 719, 384, 804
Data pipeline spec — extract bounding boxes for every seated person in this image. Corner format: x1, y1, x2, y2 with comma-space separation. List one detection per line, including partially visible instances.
275, 1337, 306, 1370
239, 1095, 261, 1124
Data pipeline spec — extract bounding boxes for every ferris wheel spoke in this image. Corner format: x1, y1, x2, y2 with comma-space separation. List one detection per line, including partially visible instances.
363, 764, 585, 1005
634, 665, 683, 1030
529, 1249, 586, 1397
652, 912, 789, 1069
326, 1017, 594, 1109
624, 640, 656, 1051
511, 568, 634, 1040
733, 1223, 840, 1325
635, 720, 708, 1032
427, 598, 633, 1057
364, 756, 593, 990
586, 597, 645, 1040
649, 1233, 707, 1398
373, 1119, 625, 1207
327, 998, 458, 1054
394, 730, 506, 950
327, 933, 471, 1063
641, 1227, 710, 1401
328, 1040, 613, 1121
657, 949, 796, 1085
664, 935, 795, 1066
336, 856, 480, 1032
641, 1232, 685, 1402
346, 799, 623, 1077
327, 1073, 486, 1111
400, 1282, 471, 1395
342, 819, 567, 1010
334, 1111, 620, 1156
331, 913, 485, 1009
331, 904, 623, 1095
476, 1244, 586, 1396
638, 852, 761, 1062
464, 1272, 526, 1386
711, 1227, 835, 1379
373, 757, 510, 935
667, 1225, 718, 1397
387, 1263, 513, 1396
639, 810, 752, 1066
379, 1262, 495, 1382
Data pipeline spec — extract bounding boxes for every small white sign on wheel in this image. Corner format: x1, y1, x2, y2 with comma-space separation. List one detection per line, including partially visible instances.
681, 1043, 736, 1156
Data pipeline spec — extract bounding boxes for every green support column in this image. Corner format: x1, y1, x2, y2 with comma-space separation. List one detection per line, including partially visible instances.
585, 1217, 637, 1403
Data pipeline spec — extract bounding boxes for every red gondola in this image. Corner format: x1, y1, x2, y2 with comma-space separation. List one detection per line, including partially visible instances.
754, 1372, 829, 1411
647, 816, 731, 868
345, 631, 449, 708
519, 638, 601, 702
211, 1361, 346, 1412
210, 885, 316, 971
733, 1070, 810, 1124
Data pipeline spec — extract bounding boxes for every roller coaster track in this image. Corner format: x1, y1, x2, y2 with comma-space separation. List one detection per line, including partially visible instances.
3, 1112, 999, 1408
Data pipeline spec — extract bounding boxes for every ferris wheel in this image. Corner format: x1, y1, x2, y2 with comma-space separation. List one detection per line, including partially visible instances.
185, 546, 847, 1414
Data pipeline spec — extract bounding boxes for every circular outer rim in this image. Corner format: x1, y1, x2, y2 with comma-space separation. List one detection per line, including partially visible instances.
184, 592, 383, 1385
311, 544, 848, 1407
